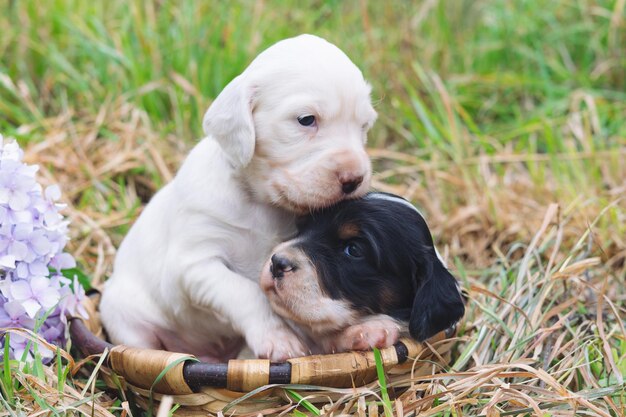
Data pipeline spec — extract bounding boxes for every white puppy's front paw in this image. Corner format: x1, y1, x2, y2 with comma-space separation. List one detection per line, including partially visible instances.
327, 317, 401, 353
246, 325, 307, 362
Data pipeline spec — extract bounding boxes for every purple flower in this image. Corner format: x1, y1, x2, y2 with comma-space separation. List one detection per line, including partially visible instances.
0, 300, 36, 329
15, 259, 50, 279
49, 253, 76, 272
0, 138, 23, 162
0, 223, 29, 262
39, 310, 65, 344
0, 134, 82, 363
0, 203, 35, 225
13, 223, 52, 262
58, 275, 88, 321
6, 332, 30, 361
34, 185, 65, 227
0, 254, 16, 269
6, 277, 60, 318
1, 331, 54, 362
0, 161, 38, 211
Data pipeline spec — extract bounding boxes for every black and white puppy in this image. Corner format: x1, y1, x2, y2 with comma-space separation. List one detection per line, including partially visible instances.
260, 192, 465, 353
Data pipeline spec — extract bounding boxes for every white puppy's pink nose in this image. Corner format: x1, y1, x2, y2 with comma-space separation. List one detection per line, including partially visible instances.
331, 148, 370, 197
341, 176, 364, 195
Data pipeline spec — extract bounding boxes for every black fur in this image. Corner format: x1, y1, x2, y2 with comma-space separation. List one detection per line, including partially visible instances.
294, 192, 465, 341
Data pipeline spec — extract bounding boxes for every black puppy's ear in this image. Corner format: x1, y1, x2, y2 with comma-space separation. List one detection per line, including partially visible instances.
409, 256, 465, 342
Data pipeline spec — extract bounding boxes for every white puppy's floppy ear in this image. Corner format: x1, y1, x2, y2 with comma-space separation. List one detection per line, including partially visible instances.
202, 74, 255, 168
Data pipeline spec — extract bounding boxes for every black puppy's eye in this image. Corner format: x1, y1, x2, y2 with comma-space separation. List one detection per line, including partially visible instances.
343, 241, 364, 258
297, 115, 316, 127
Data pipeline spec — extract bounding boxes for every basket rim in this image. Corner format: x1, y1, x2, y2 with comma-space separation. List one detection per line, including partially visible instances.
69, 293, 459, 394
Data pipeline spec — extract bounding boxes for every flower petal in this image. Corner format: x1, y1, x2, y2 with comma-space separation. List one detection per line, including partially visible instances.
11, 209, 33, 224
31, 235, 52, 256
3, 300, 27, 319
0, 279, 12, 298
12, 223, 33, 240
50, 253, 75, 270
0, 188, 9, 204
29, 276, 51, 294
22, 299, 41, 318
44, 210, 61, 226
37, 288, 60, 310
0, 237, 10, 252
9, 191, 30, 211
9, 240, 28, 261
9, 280, 32, 300
15, 262, 29, 278
0, 138, 23, 162
0, 254, 15, 268
28, 260, 50, 277
44, 185, 61, 201
19, 315, 36, 329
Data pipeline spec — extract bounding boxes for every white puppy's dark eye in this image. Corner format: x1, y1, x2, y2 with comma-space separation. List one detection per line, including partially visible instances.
343, 241, 364, 258
297, 115, 316, 127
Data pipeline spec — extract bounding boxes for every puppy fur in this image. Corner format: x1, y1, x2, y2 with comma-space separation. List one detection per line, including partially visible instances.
100, 34, 377, 362
260, 192, 465, 353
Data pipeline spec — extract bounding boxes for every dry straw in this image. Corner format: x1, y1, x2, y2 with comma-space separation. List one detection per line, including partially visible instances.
12, 100, 624, 416
68, 292, 459, 415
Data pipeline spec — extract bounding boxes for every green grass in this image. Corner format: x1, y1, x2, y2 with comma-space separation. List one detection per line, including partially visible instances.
373, 347, 393, 417
0, 0, 624, 415
2, 1, 625, 146
4, 0, 623, 241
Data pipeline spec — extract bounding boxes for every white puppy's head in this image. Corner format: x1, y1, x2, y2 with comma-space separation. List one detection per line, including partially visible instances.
203, 34, 377, 213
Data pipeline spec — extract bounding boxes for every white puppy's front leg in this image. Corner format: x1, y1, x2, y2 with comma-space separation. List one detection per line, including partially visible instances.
184, 261, 307, 361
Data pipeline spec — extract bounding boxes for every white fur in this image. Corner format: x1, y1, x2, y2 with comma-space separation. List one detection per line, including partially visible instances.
100, 34, 377, 362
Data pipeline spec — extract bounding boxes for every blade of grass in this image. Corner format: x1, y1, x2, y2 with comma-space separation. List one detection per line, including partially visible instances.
285, 389, 321, 416
372, 347, 393, 417
80, 347, 109, 397
56, 347, 69, 395
0, 392, 17, 417
147, 355, 197, 417
32, 346, 46, 382
1, 332, 15, 404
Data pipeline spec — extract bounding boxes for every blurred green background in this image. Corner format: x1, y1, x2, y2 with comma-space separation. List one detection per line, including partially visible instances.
0, 0, 624, 263
2, 0, 625, 148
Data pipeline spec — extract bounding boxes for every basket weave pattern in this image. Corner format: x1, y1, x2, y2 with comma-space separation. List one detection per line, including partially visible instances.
70, 294, 456, 415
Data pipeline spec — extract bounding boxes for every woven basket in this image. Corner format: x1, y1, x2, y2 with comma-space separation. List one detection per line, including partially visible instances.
69, 292, 458, 415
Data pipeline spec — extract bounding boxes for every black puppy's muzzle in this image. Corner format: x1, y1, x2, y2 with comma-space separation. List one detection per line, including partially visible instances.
270, 254, 296, 279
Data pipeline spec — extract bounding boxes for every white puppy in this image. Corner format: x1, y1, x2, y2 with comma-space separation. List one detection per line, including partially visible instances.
100, 34, 378, 362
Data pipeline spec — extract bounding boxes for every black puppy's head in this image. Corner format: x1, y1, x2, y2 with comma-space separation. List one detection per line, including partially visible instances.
259, 192, 465, 340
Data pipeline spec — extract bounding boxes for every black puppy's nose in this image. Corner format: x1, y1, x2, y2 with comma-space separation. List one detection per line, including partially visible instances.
341, 176, 363, 195
270, 254, 295, 279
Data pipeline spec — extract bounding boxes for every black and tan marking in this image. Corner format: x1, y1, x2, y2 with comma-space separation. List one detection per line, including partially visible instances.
263, 192, 466, 342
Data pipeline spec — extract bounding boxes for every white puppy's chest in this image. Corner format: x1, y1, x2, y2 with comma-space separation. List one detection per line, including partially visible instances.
171, 138, 295, 273
136, 171, 295, 359
220, 204, 295, 279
